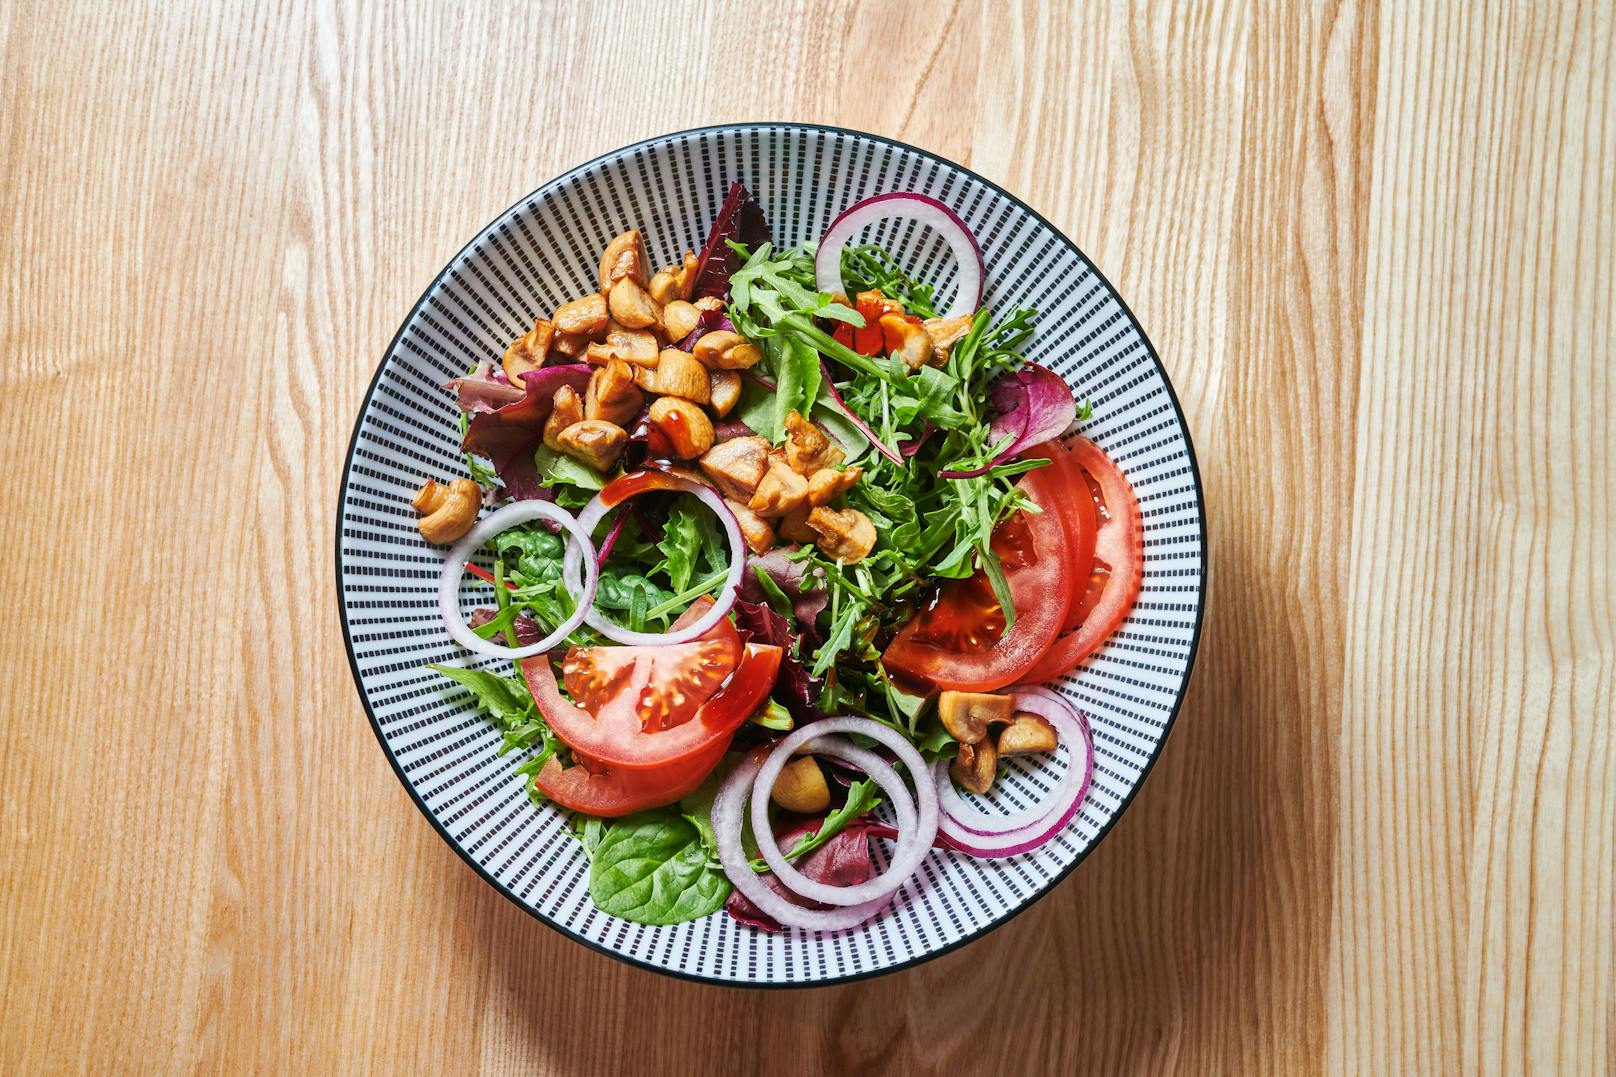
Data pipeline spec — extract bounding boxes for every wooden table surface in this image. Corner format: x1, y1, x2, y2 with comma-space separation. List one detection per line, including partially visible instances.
3, 2, 1612, 1073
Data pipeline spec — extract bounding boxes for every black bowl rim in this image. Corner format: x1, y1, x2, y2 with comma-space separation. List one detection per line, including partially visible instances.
335, 121, 1209, 990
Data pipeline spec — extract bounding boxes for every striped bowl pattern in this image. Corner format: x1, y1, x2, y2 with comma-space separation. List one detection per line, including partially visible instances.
337, 124, 1206, 986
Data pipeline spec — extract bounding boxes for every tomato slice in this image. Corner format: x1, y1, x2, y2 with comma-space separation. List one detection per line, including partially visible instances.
563, 633, 741, 731
1020, 440, 1099, 633
1017, 437, 1144, 683
535, 737, 728, 817
524, 637, 782, 770
882, 466, 1073, 693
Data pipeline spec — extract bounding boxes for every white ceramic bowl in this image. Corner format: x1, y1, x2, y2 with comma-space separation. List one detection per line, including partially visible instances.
337, 124, 1206, 986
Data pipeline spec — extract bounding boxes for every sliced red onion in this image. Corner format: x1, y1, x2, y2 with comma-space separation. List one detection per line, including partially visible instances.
561, 474, 744, 645
815, 193, 983, 319
933, 689, 1093, 857
712, 751, 892, 932
750, 717, 939, 906
437, 501, 597, 659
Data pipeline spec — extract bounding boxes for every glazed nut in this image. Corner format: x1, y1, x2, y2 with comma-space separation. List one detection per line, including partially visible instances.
880, 313, 934, 370
748, 457, 810, 519
597, 229, 648, 293
697, 435, 770, 500
412, 478, 481, 545
607, 276, 661, 330
806, 465, 861, 507
647, 396, 715, 459
771, 756, 831, 813
502, 317, 553, 383
997, 713, 1059, 756
556, 420, 627, 472
950, 740, 998, 796
634, 348, 711, 403
707, 370, 741, 418
725, 498, 775, 554
936, 691, 1016, 744
586, 326, 659, 366
553, 293, 608, 337
585, 360, 644, 427
692, 330, 761, 370
806, 506, 876, 562
542, 384, 585, 450
661, 300, 701, 343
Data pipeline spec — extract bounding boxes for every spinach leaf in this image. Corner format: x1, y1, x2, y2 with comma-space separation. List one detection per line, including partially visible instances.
588, 811, 731, 925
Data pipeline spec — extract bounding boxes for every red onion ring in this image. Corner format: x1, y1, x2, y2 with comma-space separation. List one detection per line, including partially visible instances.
933, 689, 1093, 857
560, 473, 745, 646
437, 500, 597, 659
712, 750, 892, 932
814, 192, 984, 319
749, 717, 939, 906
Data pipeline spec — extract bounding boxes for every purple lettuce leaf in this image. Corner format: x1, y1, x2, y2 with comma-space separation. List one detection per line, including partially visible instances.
938, 363, 1075, 479
467, 608, 544, 646
732, 598, 823, 727
740, 547, 829, 644
445, 360, 525, 414
723, 816, 878, 932
460, 365, 592, 500
691, 182, 771, 300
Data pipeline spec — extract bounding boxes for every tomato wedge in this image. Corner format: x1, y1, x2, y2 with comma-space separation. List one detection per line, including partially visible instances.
523, 631, 782, 770
534, 738, 728, 817
1017, 437, 1144, 683
1021, 440, 1099, 633
882, 465, 1072, 693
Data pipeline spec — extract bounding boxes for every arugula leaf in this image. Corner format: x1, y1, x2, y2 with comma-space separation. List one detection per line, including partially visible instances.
533, 445, 606, 491
749, 777, 883, 872
588, 811, 731, 924
427, 664, 532, 727
658, 501, 706, 592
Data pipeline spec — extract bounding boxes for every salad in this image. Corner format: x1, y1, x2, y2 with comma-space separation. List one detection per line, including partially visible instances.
410, 184, 1143, 931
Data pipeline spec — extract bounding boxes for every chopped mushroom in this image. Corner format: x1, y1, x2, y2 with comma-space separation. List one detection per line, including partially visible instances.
778, 505, 816, 544
880, 314, 934, 370
597, 229, 648, 292
647, 396, 714, 459
553, 293, 608, 337
634, 349, 710, 402
771, 756, 831, 813
725, 498, 775, 554
648, 252, 699, 304
502, 317, 553, 383
586, 326, 659, 366
707, 370, 741, 418
805, 505, 876, 562
747, 456, 809, 519
584, 360, 644, 427
922, 313, 974, 365
806, 466, 861, 506
550, 330, 591, 357
997, 713, 1059, 756
697, 436, 770, 499
692, 330, 761, 370
556, 420, 626, 472
607, 276, 661, 330
661, 300, 701, 343
784, 409, 844, 474
542, 384, 584, 450
694, 295, 724, 313
936, 691, 1016, 744
950, 740, 998, 795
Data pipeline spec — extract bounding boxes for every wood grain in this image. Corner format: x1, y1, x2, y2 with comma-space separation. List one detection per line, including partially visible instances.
1, 1, 1610, 1073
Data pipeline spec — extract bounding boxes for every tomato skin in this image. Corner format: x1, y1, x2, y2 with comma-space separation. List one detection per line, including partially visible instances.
535, 737, 728, 817
1017, 437, 1144, 683
1020, 440, 1100, 633
881, 466, 1073, 693
524, 640, 782, 770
